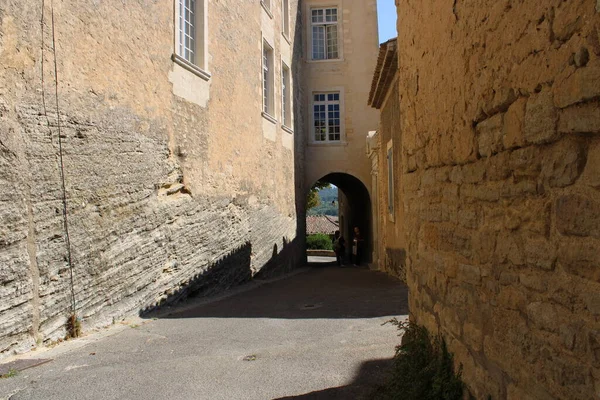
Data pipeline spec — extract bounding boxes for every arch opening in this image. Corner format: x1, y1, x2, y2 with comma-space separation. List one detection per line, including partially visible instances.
306, 173, 372, 266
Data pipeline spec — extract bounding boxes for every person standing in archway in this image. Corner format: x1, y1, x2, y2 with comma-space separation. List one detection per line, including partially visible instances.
333, 230, 346, 266
352, 226, 364, 266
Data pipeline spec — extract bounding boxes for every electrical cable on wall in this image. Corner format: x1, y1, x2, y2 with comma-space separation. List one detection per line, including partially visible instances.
41, 0, 77, 315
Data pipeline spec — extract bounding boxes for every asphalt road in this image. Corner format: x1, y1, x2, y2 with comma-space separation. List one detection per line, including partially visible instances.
0, 264, 408, 400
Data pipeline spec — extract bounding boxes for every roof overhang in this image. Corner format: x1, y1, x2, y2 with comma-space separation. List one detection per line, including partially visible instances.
368, 38, 398, 110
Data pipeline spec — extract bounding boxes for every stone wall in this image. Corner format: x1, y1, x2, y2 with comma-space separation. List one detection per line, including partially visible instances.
376, 80, 408, 282
0, 0, 303, 359
396, 0, 600, 398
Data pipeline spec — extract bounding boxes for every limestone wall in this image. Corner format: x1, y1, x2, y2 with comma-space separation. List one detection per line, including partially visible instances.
396, 0, 600, 397
376, 80, 408, 281
0, 0, 302, 358
303, 0, 380, 189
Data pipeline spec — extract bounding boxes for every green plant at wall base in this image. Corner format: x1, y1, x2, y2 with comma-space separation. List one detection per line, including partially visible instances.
65, 313, 82, 340
383, 319, 464, 400
0, 368, 19, 379
306, 233, 333, 250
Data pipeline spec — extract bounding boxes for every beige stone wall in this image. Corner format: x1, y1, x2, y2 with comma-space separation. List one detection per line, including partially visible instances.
303, 0, 380, 189
0, 0, 302, 358
375, 79, 407, 281
396, 0, 600, 398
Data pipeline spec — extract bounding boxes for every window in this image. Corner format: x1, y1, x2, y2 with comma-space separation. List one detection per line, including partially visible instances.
311, 7, 339, 60
313, 92, 341, 142
174, 0, 208, 75
387, 141, 394, 217
282, 62, 291, 127
262, 40, 275, 116
282, 0, 290, 37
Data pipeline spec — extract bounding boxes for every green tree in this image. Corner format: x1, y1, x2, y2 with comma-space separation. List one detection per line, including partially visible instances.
307, 180, 331, 210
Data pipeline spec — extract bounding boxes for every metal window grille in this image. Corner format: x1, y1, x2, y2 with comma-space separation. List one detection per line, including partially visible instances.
313, 92, 340, 142
311, 8, 338, 60
177, 0, 196, 64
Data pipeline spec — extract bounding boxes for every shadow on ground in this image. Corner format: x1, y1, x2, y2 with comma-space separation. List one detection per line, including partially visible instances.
274, 358, 393, 400
142, 264, 409, 320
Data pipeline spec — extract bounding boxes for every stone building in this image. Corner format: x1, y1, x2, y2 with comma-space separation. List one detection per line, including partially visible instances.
300, 0, 380, 263
0, 0, 378, 359
367, 38, 407, 280
368, 0, 600, 398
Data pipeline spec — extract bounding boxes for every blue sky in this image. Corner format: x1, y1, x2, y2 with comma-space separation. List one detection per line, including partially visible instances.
377, 0, 397, 43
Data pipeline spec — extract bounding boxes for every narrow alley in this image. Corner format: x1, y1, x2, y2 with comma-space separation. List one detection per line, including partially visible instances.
0, 263, 408, 400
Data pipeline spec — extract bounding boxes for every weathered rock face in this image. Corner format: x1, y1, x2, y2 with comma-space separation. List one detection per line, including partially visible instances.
396, 0, 600, 398
0, 0, 303, 358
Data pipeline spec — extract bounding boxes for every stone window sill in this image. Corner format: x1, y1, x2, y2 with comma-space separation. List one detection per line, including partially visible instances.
282, 33, 291, 45
261, 2, 273, 18
262, 111, 277, 124
308, 141, 348, 147
307, 58, 344, 64
172, 54, 211, 81
282, 124, 294, 134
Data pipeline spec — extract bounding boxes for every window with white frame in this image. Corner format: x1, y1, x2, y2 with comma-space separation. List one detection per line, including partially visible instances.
262, 41, 275, 116
313, 92, 341, 142
387, 141, 394, 217
311, 7, 339, 60
282, 62, 291, 127
175, 0, 207, 72
282, 0, 290, 37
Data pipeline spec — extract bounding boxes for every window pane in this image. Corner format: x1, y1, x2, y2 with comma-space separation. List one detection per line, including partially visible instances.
327, 25, 338, 59
312, 26, 325, 60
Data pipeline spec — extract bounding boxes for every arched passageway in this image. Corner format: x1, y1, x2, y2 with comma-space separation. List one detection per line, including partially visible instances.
308, 173, 372, 264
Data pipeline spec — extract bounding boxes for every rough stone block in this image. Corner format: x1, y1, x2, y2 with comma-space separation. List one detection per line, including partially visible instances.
498, 286, 527, 312
585, 292, 600, 315
580, 140, 600, 189
463, 322, 483, 352
558, 238, 600, 283
589, 330, 600, 363
555, 194, 600, 239
477, 113, 504, 157
495, 232, 525, 266
527, 302, 560, 333
554, 66, 600, 109
524, 237, 556, 271
509, 146, 542, 180
485, 152, 511, 181
452, 125, 477, 164
503, 97, 527, 149
457, 264, 481, 285
519, 273, 548, 293
524, 90, 559, 144
507, 384, 537, 400
558, 102, 600, 134
540, 137, 586, 188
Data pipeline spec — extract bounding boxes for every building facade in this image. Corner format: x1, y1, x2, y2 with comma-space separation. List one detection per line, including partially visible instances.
0, 0, 379, 358
302, 0, 380, 261
368, 38, 407, 280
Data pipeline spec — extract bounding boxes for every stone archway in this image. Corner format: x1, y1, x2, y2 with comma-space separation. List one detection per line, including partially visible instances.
308, 173, 373, 265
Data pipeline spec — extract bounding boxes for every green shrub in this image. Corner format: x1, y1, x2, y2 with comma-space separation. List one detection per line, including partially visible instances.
382, 319, 464, 400
306, 234, 333, 250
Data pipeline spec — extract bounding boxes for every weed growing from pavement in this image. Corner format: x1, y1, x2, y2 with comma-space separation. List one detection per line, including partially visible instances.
380, 318, 464, 400
0, 368, 19, 379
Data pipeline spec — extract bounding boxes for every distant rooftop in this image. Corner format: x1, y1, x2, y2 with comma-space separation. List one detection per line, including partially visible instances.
306, 215, 339, 235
